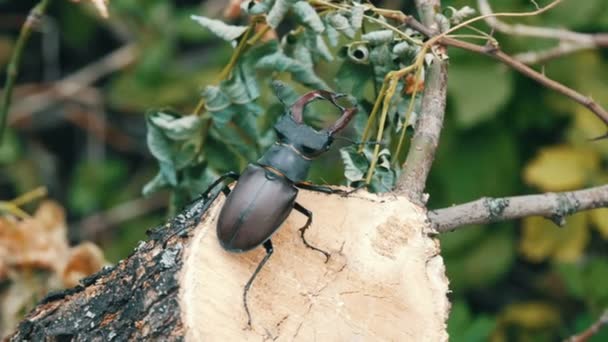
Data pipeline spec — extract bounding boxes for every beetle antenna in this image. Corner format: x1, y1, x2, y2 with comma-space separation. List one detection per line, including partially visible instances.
334, 136, 385, 146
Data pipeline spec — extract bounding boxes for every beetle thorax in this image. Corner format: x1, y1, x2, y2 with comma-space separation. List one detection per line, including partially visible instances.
257, 115, 333, 183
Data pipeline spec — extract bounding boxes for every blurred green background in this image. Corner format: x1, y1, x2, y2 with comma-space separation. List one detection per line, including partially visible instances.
1, 0, 607, 340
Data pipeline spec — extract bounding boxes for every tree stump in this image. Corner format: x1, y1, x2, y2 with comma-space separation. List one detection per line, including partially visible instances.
9, 189, 450, 341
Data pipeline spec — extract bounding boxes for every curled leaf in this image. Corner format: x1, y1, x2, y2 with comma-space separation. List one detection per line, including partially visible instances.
292, 2, 324, 33
267, 0, 300, 28
150, 114, 204, 140
256, 51, 329, 89
293, 43, 313, 67
325, 19, 340, 46
328, 13, 356, 39
340, 146, 368, 183
447, 6, 476, 24
346, 42, 370, 64
191, 15, 248, 42
314, 35, 333, 62
392, 41, 413, 57
362, 30, 394, 45
202, 86, 231, 112
350, 5, 365, 30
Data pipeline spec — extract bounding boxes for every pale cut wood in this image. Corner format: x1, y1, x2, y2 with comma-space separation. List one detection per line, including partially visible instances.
181, 189, 450, 341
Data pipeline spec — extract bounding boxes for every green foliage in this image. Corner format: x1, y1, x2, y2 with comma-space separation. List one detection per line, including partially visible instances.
447, 56, 514, 127
448, 300, 496, 342
69, 160, 129, 216
2, 0, 608, 339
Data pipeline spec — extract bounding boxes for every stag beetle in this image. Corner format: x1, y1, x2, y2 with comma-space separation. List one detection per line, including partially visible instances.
198, 89, 357, 326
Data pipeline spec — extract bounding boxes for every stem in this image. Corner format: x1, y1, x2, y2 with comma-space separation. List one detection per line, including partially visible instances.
10, 186, 47, 207
0, 0, 52, 145
359, 79, 388, 152
193, 21, 258, 116
393, 65, 422, 163
364, 76, 398, 184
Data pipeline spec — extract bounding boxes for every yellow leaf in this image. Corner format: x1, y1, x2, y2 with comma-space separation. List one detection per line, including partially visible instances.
500, 301, 560, 329
590, 208, 608, 239
523, 146, 599, 191
520, 212, 589, 263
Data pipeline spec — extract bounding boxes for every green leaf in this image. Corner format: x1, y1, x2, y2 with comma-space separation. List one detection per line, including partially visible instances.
431, 125, 519, 205
69, 160, 128, 215
159, 161, 178, 186
149, 113, 204, 140
311, 34, 333, 62
369, 167, 395, 193
448, 300, 496, 342
293, 43, 313, 67
325, 19, 340, 46
448, 59, 513, 127
292, 2, 324, 33
362, 30, 394, 45
256, 51, 329, 89
345, 42, 370, 65
147, 117, 173, 163
247, 0, 274, 15
221, 74, 255, 104
267, 0, 299, 28
350, 5, 364, 30
202, 85, 231, 111
340, 146, 368, 183
328, 13, 355, 39
143, 172, 169, 196
271, 80, 300, 106
190, 15, 248, 42
444, 227, 515, 291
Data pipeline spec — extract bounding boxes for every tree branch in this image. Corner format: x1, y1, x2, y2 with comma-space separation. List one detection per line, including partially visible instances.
440, 37, 608, 125
514, 42, 596, 65
395, 0, 448, 204
566, 309, 608, 342
478, 0, 607, 43
428, 185, 608, 233
398, 9, 608, 126
478, 0, 608, 64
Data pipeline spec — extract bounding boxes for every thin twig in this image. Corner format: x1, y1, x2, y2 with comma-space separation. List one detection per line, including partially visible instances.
566, 309, 608, 342
478, 0, 608, 44
428, 185, 608, 233
441, 37, 608, 124
0, 0, 52, 144
514, 41, 596, 65
7, 43, 137, 123
75, 192, 168, 240
477, 0, 608, 64
398, 14, 608, 126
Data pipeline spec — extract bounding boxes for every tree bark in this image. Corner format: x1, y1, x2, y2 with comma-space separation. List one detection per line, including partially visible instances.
9, 189, 450, 341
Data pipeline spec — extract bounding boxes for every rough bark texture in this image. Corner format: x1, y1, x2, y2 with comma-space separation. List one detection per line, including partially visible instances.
9, 188, 450, 341
7, 188, 220, 341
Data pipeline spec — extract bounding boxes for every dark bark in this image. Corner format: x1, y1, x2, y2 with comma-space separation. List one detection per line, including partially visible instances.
8, 189, 222, 341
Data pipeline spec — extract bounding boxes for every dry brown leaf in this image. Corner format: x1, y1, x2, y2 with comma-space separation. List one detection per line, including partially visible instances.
62, 242, 106, 287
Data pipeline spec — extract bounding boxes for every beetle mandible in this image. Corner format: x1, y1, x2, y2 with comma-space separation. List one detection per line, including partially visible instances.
200, 89, 357, 326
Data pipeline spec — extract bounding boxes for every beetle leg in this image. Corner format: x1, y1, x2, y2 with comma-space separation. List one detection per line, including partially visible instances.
293, 202, 331, 263
295, 182, 361, 197
243, 240, 274, 328
164, 172, 240, 247
190, 171, 240, 204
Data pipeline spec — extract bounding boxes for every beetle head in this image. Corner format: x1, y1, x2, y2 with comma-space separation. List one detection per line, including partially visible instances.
280, 90, 358, 158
